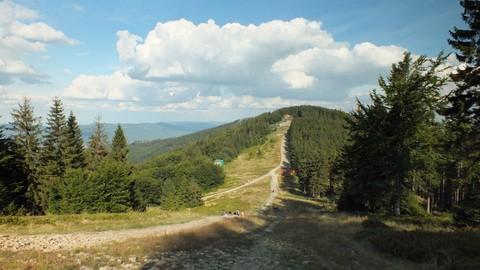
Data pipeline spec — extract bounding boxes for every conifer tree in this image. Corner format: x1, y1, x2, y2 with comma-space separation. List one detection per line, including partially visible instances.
0, 117, 28, 214
10, 97, 43, 214
42, 97, 68, 177
445, 0, 480, 224
87, 116, 108, 167
66, 111, 85, 169
339, 53, 447, 214
444, 0, 480, 202
110, 124, 128, 162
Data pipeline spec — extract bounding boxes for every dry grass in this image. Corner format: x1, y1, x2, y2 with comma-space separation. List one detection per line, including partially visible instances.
212, 122, 286, 192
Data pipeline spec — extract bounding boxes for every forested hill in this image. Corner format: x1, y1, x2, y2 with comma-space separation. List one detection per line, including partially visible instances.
129, 106, 347, 163
129, 121, 239, 163
285, 106, 349, 197
80, 122, 219, 143
129, 111, 283, 163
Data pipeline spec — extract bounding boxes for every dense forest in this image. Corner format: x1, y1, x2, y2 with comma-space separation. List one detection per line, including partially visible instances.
283, 1, 480, 227
286, 106, 348, 198
0, 98, 289, 215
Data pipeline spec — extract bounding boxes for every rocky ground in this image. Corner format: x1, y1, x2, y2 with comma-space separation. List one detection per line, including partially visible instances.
0, 216, 224, 252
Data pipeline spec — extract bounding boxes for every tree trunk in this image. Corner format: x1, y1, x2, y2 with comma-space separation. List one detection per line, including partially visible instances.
394, 199, 401, 216
427, 196, 431, 214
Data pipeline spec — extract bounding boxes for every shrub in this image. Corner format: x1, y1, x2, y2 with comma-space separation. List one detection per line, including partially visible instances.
454, 193, 480, 227
403, 191, 426, 216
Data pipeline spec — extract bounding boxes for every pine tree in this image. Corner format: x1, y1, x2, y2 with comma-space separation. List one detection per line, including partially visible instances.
66, 111, 85, 169
445, 0, 480, 224
444, 0, 480, 203
110, 125, 128, 162
10, 97, 43, 214
42, 97, 68, 177
339, 53, 448, 214
0, 118, 28, 214
87, 116, 108, 167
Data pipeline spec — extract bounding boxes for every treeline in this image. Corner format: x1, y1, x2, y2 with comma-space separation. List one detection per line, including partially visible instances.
0, 98, 286, 215
286, 106, 348, 197
0, 97, 141, 215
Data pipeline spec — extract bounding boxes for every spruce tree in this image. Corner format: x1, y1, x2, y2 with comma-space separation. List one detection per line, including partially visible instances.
66, 111, 86, 169
110, 124, 128, 162
87, 116, 108, 167
339, 53, 447, 214
445, 0, 480, 223
0, 117, 28, 214
10, 97, 43, 214
444, 0, 480, 202
42, 97, 68, 177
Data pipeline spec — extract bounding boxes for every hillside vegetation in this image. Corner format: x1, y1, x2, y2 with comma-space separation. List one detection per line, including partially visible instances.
4, 101, 324, 216
286, 106, 348, 197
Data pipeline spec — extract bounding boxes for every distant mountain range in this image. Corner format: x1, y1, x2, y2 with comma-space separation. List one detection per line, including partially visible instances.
1, 122, 221, 144
80, 122, 221, 143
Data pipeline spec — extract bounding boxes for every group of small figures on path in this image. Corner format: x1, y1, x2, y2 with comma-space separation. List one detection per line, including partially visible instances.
221, 210, 245, 217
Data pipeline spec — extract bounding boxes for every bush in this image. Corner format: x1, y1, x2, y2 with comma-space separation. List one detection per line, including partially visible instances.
403, 191, 427, 216
160, 177, 203, 210
454, 193, 480, 227
48, 160, 142, 214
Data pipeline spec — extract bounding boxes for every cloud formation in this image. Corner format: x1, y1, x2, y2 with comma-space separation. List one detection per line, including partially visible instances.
0, 0, 77, 84
65, 18, 409, 111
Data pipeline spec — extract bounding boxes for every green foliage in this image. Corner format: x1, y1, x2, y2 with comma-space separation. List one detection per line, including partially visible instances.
0, 124, 28, 215
48, 160, 137, 214
110, 125, 128, 162
47, 169, 93, 214
403, 192, 427, 217
286, 106, 348, 198
441, 0, 480, 223
86, 116, 109, 167
42, 97, 69, 177
454, 193, 480, 227
339, 53, 448, 214
160, 177, 203, 210
10, 97, 43, 214
87, 160, 133, 213
133, 149, 223, 209
129, 111, 283, 163
65, 111, 86, 169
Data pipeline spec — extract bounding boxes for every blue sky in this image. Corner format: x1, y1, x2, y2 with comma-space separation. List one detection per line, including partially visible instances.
0, 0, 463, 124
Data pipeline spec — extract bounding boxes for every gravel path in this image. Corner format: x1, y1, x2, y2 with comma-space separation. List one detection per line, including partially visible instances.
0, 216, 224, 252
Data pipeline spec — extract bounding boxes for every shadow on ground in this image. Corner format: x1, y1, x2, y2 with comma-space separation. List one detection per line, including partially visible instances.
137, 172, 480, 270
138, 176, 412, 270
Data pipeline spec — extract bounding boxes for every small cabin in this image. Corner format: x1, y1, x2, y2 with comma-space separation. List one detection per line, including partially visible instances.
214, 159, 225, 168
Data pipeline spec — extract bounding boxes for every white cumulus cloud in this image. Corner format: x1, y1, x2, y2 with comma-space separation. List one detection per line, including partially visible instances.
65, 18, 409, 112
0, 0, 77, 84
